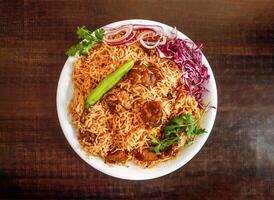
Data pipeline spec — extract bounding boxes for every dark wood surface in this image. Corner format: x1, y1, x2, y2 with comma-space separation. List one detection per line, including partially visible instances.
1, 0, 274, 199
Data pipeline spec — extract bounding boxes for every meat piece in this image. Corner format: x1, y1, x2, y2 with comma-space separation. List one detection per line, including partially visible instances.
144, 63, 163, 87
142, 68, 157, 87
104, 90, 130, 113
105, 94, 119, 113
147, 63, 163, 80
141, 101, 162, 127
127, 63, 147, 85
142, 149, 158, 161
128, 68, 142, 85
117, 90, 130, 109
79, 131, 96, 144
105, 150, 128, 164
160, 146, 179, 158
134, 149, 158, 161
128, 62, 162, 88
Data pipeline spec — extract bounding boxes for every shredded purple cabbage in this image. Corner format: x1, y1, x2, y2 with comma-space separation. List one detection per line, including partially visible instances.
158, 38, 210, 107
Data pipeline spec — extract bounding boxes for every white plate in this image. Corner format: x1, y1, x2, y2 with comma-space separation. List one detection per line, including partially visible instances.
56, 19, 218, 180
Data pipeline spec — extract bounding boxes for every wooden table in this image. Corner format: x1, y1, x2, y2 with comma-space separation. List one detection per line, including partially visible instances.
1, 0, 273, 199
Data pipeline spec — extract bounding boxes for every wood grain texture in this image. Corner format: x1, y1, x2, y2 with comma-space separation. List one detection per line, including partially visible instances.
0, 0, 273, 199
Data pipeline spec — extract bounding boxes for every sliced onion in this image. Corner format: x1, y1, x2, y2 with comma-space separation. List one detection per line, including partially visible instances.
133, 24, 164, 33
125, 38, 139, 46
124, 31, 138, 45
159, 36, 166, 45
103, 24, 169, 49
170, 27, 177, 39
156, 47, 171, 58
104, 24, 133, 34
125, 31, 140, 46
143, 36, 166, 46
140, 40, 160, 49
103, 25, 133, 44
139, 31, 160, 49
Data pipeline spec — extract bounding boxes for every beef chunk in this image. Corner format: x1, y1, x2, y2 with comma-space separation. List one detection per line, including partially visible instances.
105, 150, 127, 164
134, 149, 158, 161
105, 94, 119, 113
141, 100, 162, 127
104, 90, 130, 113
128, 62, 162, 88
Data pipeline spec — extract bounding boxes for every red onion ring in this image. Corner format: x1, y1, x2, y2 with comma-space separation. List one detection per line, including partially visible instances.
133, 24, 164, 33
142, 36, 166, 45
103, 25, 133, 44
124, 31, 137, 42
103, 24, 169, 49
159, 36, 167, 45
125, 31, 140, 46
139, 31, 163, 49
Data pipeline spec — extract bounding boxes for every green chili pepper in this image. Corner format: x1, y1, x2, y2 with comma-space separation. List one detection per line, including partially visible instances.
84, 60, 135, 110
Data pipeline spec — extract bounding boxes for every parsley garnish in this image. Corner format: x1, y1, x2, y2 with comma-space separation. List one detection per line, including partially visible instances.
66, 26, 104, 56
149, 103, 210, 154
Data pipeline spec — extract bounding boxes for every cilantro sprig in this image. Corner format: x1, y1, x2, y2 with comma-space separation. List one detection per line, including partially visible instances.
149, 135, 180, 155
66, 26, 104, 56
149, 103, 210, 155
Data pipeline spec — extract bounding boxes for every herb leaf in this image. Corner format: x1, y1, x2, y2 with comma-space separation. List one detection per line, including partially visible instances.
163, 116, 184, 137
149, 136, 181, 155
182, 113, 206, 138
95, 28, 104, 40
66, 26, 105, 56
78, 40, 92, 55
193, 127, 206, 135
149, 135, 160, 144
66, 43, 82, 56
77, 26, 94, 40
149, 109, 208, 154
